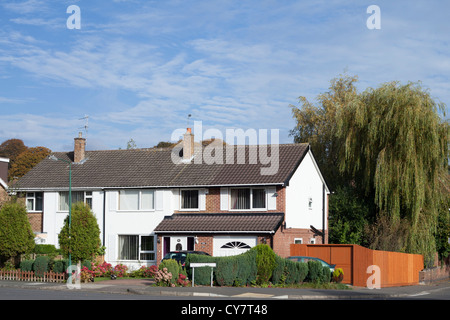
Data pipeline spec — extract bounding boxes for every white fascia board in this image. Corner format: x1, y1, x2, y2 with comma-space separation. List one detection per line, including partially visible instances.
0, 178, 8, 190
306, 149, 330, 194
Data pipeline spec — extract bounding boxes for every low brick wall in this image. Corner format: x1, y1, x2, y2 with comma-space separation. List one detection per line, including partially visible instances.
419, 264, 450, 284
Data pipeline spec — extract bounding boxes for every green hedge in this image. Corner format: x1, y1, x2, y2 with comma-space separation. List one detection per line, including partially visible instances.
186, 244, 316, 287
186, 249, 257, 286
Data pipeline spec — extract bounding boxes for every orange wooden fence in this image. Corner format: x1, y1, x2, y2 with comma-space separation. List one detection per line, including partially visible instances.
0, 270, 66, 283
290, 244, 424, 287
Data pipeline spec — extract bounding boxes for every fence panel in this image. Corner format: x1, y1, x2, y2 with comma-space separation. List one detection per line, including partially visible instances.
290, 244, 424, 287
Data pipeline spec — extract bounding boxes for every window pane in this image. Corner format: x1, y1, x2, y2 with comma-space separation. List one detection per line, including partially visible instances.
141, 190, 154, 210
118, 235, 138, 260
85, 198, 92, 209
252, 189, 266, 208
231, 189, 250, 209
72, 191, 84, 204
27, 199, 34, 211
35, 192, 43, 211
141, 236, 154, 251
181, 190, 199, 209
140, 253, 155, 260
119, 190, 139, 210
59, 192, 69, 211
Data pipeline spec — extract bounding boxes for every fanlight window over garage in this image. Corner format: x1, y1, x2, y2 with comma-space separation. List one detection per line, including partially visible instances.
220, 241, 251, 249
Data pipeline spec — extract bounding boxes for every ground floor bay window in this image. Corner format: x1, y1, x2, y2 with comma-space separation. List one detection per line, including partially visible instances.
118, 235, 156, 261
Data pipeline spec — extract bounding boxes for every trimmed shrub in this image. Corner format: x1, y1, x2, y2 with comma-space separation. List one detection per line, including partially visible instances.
0, 202, 35, 259
284, 259, 309, 284
20, 259, 34, 272
53, 260, 69, 273
215, 257, 236, 286
33, 256, 50, 278
186, 249, 258, 287
186, 254, 217, 286
297, 261, 308, 283
33, 244, 58, 255
320, 266, 331, 283
271, 255, 286, 285
306, 260, 322, 283
159, 259, 181, 283
251, 244, 276, 285
58, 202, 101, 262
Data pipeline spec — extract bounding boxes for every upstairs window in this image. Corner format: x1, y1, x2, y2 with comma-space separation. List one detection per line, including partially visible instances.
59, 191, 93, 211
230, 188, 266, 210
181, 189, 199, 210
118, 190, 154, 211
26, 192, 43, 211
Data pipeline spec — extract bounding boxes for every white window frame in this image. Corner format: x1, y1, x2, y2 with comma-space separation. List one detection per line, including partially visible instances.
179, 189, 200, 211
310, 238, 316, 244
26, 192, 43, 212
58, 191, 93, 211
118, 189, 155, 211
229, 187, 267, 211
118, 234, 156, 261
294, 238, 303, 244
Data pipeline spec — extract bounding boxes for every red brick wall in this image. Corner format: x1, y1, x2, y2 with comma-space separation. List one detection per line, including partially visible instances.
27, 212, 43, 233
175, 186, 286, 214
273, 227, 324, 258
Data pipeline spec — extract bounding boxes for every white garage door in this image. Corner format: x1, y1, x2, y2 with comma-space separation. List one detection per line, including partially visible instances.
213, 236, 257, 257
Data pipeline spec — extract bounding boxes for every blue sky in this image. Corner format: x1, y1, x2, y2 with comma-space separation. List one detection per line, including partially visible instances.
0, 0, 449, 151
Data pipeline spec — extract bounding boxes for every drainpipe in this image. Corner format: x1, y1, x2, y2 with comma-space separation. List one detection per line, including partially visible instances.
322, 184, 326, 244
102, 189, 106, 246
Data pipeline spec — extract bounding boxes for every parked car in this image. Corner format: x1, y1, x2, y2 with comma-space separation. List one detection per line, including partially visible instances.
162, 250, 210, 267
288, 256, 336, 272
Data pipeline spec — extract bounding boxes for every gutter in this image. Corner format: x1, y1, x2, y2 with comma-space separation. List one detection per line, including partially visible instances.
13, 183, 285, 193
154, 230, 276, 234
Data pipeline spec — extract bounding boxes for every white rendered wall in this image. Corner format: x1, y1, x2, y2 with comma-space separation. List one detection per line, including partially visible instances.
105, 189, 173, 270
285, 150, 328, 230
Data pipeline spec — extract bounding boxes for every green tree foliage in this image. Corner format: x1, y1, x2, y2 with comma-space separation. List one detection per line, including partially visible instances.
290, 75, 359, 189
58, 202, 101, 263
336, 80, 448, 265
291, 75, 449, 266
328, 185, 373, 245
0, 202, 35, 261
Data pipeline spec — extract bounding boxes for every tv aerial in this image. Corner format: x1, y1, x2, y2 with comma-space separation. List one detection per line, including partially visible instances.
79, 114, 89, 136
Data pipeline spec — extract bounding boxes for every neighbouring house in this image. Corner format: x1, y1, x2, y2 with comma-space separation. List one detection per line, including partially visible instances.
0, 157, 10, 205
14, 128, 330, 270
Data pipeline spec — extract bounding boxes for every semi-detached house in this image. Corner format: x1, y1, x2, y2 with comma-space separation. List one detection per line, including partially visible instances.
14, 129, 330, 270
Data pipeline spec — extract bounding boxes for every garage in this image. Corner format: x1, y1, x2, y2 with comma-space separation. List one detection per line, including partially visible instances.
213, 236, 257, 257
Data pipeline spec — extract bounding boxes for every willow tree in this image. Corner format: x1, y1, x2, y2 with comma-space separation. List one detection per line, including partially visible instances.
290, 74, 360, 189
336, 81, 449, 265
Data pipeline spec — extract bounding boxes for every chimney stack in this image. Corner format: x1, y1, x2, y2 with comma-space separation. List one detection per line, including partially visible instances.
183, 128, 194, 161
74, 132, 86, 163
